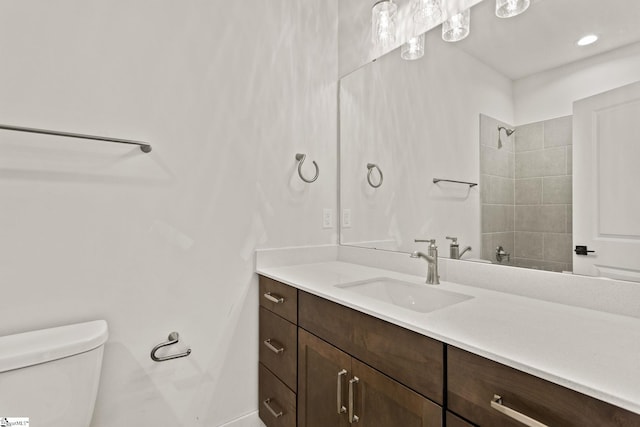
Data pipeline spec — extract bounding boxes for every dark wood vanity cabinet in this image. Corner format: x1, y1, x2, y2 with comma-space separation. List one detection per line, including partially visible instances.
258, 275, 640, 427
447, 346, 640, 427
259, 276, 299, 427
298, 327, 442, 427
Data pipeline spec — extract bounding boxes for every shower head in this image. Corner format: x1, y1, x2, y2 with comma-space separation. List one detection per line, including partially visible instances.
497, 126, 516, 149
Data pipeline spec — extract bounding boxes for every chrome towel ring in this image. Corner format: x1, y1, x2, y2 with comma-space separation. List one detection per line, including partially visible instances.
295, 153, 319, 183
367, 163, 383, 188
150, 332, 192, 362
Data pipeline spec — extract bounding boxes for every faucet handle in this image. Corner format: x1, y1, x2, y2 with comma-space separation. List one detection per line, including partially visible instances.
446, 236, 458, 245
415, 238, 436, 243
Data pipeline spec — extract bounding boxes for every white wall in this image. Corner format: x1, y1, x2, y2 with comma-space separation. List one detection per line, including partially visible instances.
0, 1, 337, 426
340, 32, 513, 255
514, 42, 640, 125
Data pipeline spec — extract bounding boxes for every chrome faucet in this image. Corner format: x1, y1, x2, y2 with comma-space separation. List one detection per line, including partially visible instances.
446, 236, 472, 260
412, 239, 440, 284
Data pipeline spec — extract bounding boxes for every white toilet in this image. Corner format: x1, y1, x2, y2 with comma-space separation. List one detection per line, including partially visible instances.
0, 320, 108, 426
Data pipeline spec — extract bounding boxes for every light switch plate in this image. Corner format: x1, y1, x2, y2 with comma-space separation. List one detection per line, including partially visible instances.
323, 209, 333, 228
342, 209, 352, 228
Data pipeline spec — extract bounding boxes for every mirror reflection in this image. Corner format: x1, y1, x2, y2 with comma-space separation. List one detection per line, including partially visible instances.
339, 0, 640, 277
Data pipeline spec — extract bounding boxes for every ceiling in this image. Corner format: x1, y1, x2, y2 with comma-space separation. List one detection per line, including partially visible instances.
453, 0, 640, 79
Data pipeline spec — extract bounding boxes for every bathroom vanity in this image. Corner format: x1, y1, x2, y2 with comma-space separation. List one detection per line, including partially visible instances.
256, 261, 640, 427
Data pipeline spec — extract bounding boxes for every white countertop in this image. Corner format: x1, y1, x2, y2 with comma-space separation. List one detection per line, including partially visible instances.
257, 261, 640, 415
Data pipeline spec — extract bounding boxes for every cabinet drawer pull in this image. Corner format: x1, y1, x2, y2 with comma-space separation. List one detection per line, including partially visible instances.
264, 292, 285, 304
348, 376, 360, 423
263, 339, 285, 354
263, 398, 284, 418
490, 395, 548, 427
337, 369, 347, 414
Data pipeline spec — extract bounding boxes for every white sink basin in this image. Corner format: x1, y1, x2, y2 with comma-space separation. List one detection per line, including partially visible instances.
336, 277, 473, 313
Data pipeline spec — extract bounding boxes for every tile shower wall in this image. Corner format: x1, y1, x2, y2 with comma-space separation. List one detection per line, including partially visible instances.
514, 116, 573, 272
480, 114, 515, 266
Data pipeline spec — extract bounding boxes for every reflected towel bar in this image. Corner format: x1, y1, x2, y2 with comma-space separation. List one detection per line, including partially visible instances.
0, 123, 152, 153
433, 178, 477, 188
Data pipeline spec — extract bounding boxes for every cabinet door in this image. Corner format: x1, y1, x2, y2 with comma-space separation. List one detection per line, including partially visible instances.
298, 329, 351, 427
351, 358, 442, 427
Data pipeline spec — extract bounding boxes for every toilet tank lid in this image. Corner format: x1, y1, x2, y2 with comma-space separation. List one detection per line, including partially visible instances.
0, 320, 108, 373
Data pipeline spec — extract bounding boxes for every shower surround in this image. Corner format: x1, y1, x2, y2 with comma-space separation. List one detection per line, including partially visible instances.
480, 114, 573, 272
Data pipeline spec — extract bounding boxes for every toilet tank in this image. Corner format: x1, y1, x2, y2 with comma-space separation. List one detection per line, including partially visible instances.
0, 320, 108, 427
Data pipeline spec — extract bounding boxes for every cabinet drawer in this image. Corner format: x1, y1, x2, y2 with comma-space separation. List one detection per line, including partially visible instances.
448, 346, 640, 427
259, 307, 297, 391
446, 412, 475, 427
260, 276, 298, 323
259, 363, 296, 427
299, 291, 444, 404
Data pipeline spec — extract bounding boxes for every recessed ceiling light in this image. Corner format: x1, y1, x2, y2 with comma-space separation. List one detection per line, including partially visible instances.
577, 34, 598, 46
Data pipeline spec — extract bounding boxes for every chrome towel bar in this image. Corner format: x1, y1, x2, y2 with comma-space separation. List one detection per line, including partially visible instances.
433, 178, 477, 188
150, 332, 191, 362
0, 123, 152, 153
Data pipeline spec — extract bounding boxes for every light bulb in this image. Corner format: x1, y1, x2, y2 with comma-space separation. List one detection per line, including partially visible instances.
401, 34, 425, 60
495, 0, 530, 18
372, 0, 398, 47
442, 9, 470, 42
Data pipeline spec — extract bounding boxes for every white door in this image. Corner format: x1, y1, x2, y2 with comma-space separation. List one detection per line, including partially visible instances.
573, 81, 640, 282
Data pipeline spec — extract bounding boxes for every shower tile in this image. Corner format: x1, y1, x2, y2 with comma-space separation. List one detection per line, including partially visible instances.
567, 205, 573, 233
515, 178, 542, 205
544, 233, 573, 264
543, 176, 572, 204
482, 175, 514, 204
515, 231, 543, 259
515, 121, 543, 152
515, 205, 566, 233
567, 146, 573, 174
516, 148, 566, 178
481, 145, 514, 178
544, 116, 572, 148
482, 204, 514, 233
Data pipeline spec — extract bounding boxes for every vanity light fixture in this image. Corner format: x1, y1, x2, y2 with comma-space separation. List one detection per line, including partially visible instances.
401, 34, 425, 60
442, 9, 470, 42
412, 0, 442, 27
372, 0, 398, 47
495, 0, 530, 18
577, 34, 599, 46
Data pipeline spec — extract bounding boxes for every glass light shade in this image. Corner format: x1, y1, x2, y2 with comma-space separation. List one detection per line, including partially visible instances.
401, 34, 425, 60
495, 0, 530, 18
372, 0, 398, 47
442, 9, 470, 42
412, 0, 442, 27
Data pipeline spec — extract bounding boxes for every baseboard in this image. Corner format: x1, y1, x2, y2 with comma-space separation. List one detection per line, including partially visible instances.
217, 411, 265, 427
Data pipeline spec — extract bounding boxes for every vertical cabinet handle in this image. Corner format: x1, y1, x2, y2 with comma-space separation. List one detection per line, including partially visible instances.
263, 339, 284, 354
337, 369, 348, 414
264, 292, 284, 304
490, 395, 548, 427
348, 376, 360, 423
263, 398, 284, 418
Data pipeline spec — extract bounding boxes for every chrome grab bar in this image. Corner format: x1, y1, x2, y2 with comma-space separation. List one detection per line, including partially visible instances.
263, 339, 285, 354
295, 153, 319, 183
337, 369, 348, 414
263, 398, 284, 418
366, 163, 383, 188
263, 292, 284, 304
490, 395, 548, 427
150, 332, 192, 362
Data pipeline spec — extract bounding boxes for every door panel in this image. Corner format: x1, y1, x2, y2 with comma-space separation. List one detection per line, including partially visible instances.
351, 358, 442, 427
573, 80, 640, 281
298, 329, 351, 427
